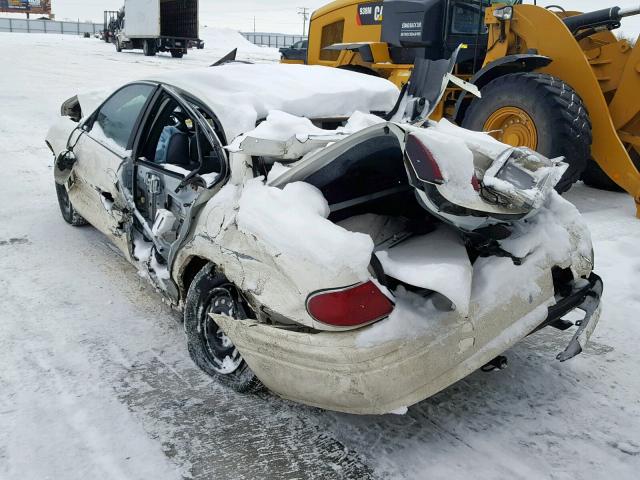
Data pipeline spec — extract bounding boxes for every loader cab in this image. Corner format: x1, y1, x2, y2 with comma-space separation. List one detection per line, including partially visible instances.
307, 0, 491, 71
381, 0, 490, 72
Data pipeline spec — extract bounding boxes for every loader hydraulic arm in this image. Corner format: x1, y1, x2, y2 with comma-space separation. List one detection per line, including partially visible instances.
563, 5, 640, 33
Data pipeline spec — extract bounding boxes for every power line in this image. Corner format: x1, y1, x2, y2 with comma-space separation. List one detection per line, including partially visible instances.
297, 7, 309, 36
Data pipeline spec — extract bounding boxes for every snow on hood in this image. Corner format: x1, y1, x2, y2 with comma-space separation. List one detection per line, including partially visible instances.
147, 63, 399, 143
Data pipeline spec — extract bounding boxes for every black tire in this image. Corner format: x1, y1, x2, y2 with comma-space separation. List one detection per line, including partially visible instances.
170, 50, 184, 58
462, 72, 592, 194
115, 38, 122, 52
582, 150, 640, 191
143, 40, 157, 57
55, 183, 88, 227
184, 264, 261, 393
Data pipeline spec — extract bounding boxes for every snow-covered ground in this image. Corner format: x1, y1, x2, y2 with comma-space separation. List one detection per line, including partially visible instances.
1, 32, 639, 480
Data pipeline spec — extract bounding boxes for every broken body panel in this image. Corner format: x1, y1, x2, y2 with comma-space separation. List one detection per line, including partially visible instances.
46, 64, 602, 414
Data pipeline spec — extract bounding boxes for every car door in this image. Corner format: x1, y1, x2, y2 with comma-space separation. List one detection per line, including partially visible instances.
127, 86, 228, 296
69, 82, 156, 257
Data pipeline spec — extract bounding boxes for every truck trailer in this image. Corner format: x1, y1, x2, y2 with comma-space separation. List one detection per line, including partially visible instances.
113, 0, 203, 58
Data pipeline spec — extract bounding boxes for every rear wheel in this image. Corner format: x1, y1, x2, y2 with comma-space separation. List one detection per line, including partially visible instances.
55, 183, 88, 227
170, 50, 184, 58
582, 149, 640, 191
184, 264, 261, 393
143, 40, 156, 57
462, 72, 592, 194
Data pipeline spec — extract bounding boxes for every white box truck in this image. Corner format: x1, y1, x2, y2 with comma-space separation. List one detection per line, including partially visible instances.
113, 0, 203, 58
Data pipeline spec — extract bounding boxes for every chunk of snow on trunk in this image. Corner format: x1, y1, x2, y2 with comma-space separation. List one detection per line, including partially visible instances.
356, 287, 453, 347
431, 118, 509, 159
229, 110, 386, 153
267, 162, 291, 183
502, 191, 593, 266
407, 126, 480, 205
339, 111, 385, 133
376, 227, 472, 316
237, 179, 373, 279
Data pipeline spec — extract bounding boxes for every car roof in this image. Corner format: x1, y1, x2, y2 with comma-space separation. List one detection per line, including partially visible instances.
146, 63, 399, 143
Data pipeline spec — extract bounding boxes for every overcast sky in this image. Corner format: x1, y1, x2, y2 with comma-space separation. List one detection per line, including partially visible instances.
43, 0, 640, 36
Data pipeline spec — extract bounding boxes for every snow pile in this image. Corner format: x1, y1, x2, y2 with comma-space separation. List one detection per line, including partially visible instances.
431, 118, 508, 159
236, 179, 374, 280
149, 63, 399, 142
472, 191, 593, 314
502, 191, 593, 266
376, 227, 472, 316
266, 162, 291, 183
232, 110, 329, 147
229, 109, 386, 152
359, 190, 593, 345
356, 287, 453, 347
199, 26, 269, 54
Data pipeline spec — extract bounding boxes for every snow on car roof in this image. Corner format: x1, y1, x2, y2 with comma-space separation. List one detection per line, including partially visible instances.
146, 63, 400, 143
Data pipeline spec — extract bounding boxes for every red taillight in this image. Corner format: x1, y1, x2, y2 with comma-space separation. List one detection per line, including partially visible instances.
405, 133, 444, 184
307, 281, 394, 328
471, 174, 481, 192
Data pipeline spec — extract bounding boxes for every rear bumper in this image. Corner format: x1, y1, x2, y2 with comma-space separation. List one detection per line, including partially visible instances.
536, 273, 603, 362
215, 273, 603, 415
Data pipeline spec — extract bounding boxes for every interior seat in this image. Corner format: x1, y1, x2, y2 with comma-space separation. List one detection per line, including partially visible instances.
164, 130, 192, 167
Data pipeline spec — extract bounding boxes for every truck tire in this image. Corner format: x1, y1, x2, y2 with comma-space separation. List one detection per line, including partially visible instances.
115, 38, 122, 52
462, 73, 592, 194
582, 150, 640, 191
55, 183, 88, 227
184, 264, 261, 394
143, 40, 156, 57
170, 50, 184, 58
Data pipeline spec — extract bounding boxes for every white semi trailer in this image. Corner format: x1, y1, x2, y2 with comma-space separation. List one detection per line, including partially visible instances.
113, 0, 203, 58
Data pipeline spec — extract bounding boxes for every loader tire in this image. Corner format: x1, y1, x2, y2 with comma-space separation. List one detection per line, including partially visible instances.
462, 72, 592, 194
143, 40, 156, 57
184, 264, 262, 394
582, 150, 640, 192
55, 183, 88, 227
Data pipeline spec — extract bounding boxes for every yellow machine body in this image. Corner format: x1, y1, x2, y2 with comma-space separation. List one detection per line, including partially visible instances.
302, 0, 640, 216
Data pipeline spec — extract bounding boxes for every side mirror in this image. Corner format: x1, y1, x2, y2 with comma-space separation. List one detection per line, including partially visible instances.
54, 150, 77, 185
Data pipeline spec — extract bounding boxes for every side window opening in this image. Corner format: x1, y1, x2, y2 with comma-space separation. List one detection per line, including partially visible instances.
90, 84, 155, 152
138, 93, 223, 177
319, 20, 345, 61
449, 1, 489, 35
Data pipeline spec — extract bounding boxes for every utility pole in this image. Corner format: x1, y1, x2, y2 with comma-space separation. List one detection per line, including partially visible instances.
297, 7, 309, 37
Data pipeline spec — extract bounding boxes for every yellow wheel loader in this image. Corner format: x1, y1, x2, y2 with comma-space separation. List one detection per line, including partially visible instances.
300, 0, 640, 216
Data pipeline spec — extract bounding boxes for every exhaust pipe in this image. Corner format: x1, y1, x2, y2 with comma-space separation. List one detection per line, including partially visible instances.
563, 5, 640, 33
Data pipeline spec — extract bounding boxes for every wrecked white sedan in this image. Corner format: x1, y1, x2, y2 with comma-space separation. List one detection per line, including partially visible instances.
47, 63, 603, 415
